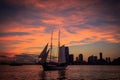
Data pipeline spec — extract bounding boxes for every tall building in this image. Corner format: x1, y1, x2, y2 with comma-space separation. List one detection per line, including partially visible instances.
65, 47, 69, 63
98, 52, 107, 65
100, 52, 103, 60
88, 55, 97, 64
79, 54, 83, 62
69, 54, 74, 64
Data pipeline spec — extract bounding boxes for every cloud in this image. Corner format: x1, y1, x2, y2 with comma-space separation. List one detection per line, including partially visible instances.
0, 32, 30, 37
0, 0, 120, 57
69, 36, 98, 45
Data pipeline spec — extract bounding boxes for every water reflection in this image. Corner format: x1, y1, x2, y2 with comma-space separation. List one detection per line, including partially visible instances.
0, 65, 120, 80
57, 70, 66, 80
39, 71, 46, 80
39, 70, 66, 80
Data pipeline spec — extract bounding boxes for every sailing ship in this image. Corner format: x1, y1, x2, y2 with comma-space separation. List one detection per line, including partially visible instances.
38, 30, 68, 71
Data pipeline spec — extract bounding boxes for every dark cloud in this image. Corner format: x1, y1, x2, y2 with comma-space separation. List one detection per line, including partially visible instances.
79, 37, 96, 43
0, 46, 18, 51
0, 0, 120, 26
0, 0, 120, 57
97, 0, 120, 20
0, 32, 30, 37
0, 0, 45, 25
9, 39, 34, 44
0, 0, 26, 23
66, 29, 77, 34
25, 47, 43, 50
86, 19, 120, 26
70, 36, 97, 44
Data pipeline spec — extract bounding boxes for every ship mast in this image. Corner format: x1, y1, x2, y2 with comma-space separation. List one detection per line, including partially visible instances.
58, 29, 60, 48
50, 30, 53, 62
58, 29, 60, 63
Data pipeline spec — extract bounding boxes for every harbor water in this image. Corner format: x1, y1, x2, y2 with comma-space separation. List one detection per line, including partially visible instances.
0, 65, 120, 80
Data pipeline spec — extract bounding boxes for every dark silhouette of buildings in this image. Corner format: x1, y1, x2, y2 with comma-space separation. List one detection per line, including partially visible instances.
75, 54, 86, 65
97, 52, 107, 65
112, 57, 120, 65
79, 54, 83, 62
69, 54, 74, 64
100, 52, 103, 60
69, 52, 120, 65
65, 47, 69, 64
88, 55, 97, 64
0, 52, 120, 65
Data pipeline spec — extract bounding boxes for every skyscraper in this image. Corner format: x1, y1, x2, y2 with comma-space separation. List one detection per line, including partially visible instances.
65, 47, 69, 63
98, 52, 107, 65
88, 55, 97, 64
69, 54, 74, 64
79, 54, 83, 62
100, 52, 103, 60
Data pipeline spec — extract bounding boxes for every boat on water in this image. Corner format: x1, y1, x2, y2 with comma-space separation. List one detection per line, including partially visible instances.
38, 30, 69, 71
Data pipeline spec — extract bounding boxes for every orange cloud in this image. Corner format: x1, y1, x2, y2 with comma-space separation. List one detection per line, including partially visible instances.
0, 0, 120, 60
42, 19, 63, 25
0, 25, 119, 55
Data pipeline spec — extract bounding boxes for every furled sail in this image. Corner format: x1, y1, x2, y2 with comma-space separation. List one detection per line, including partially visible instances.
58, 45, 66, 64
38, 43, 49, 63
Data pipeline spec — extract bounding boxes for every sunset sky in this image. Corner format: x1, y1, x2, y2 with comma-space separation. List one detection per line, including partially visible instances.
0, 0, 120, 60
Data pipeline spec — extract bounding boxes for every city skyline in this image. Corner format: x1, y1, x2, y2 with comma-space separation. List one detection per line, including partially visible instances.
0, 51, 120, 65
0, 0, 120, 60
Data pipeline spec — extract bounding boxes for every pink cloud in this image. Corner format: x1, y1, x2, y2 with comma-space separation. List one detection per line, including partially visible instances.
0, 0, 120, 58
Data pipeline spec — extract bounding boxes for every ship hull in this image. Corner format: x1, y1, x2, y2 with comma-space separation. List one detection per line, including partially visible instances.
42, 63, 67, 71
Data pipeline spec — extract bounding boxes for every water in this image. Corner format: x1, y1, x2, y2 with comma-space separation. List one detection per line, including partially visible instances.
0, 65, 120, 80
